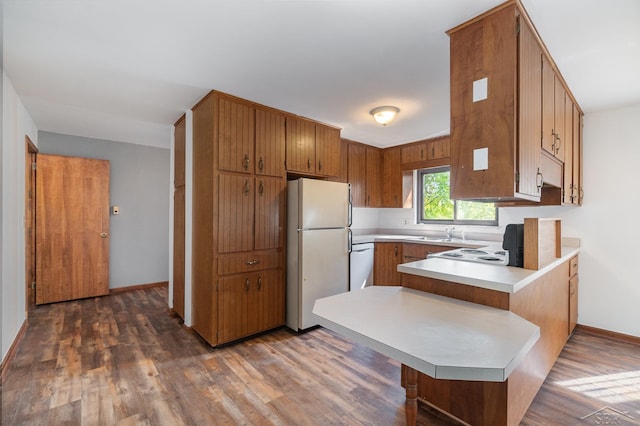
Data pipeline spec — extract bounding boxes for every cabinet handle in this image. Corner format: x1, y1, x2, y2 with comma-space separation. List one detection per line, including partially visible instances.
536, 168, 543, 193
243, 154, 250, 171
394, 245, 398, 257
245, 278, 250, 292
570, 184, 576, 203
555, 135, 562, 154
318, 160, 322, 171
420, 148, 424, 158
258, 157, 264, 171
431, 146, 435, 157
579, 187, 584, 203
257, 276, 262, 290
258, 181, 264, 196
307, 159, 311, 169
243, 180, 250, 196
246, 259, 260, 266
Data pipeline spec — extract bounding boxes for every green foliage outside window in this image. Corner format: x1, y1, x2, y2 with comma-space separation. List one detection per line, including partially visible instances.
420, 167, 497, 225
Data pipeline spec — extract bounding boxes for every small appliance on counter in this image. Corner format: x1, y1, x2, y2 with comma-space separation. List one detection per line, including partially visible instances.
502, 223, 524, 267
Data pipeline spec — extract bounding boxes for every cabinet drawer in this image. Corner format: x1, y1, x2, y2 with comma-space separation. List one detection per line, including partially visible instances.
218, 250, 282, 275
569, 255, 579, 277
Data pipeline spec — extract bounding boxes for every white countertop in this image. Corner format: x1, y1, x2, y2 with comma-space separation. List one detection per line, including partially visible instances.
352, 233, 495, 248
398, 247, 580, 293
312, 286, 540, 382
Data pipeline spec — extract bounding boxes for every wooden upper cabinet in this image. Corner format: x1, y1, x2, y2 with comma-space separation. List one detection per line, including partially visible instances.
401, 143, 427, 163
427, 138, 450, 160
448, 4, 547, 201
174, 114, 186, 188
382, 147, 403, 207
315, 125, 341, 177
365, 147, 382, 207
254, 176, 285, 250
218, 174, 255, 253
348, 143, 367, 207
255, 109, 286, 177
218, 96, 255, 174
285, 116, 316, 174
542, 55, 568, 163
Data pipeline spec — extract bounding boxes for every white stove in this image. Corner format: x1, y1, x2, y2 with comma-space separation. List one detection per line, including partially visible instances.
428, 246, 509, 266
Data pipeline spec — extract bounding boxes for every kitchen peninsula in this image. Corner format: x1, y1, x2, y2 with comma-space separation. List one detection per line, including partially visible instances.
397, 244, 579, 425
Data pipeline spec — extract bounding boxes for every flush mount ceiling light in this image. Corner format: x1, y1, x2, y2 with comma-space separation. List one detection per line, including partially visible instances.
370, 106, 400, 126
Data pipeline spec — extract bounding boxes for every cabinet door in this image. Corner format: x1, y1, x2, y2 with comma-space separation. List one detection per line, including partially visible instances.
569, 274, 578, 335
173, 187, 185, 320
365, 147, 382, 207
517, 18, 543, 198
255, 109, 285, 177
315, 125, 341, 177
218, 274, 251, 344
573, 106, 583, 205
563, 96, 574, 204
174, 115, 186, 187
553, 80, 566, 162
542, 55, 556, 157
348, 143, 367, 207
373, 242, 402, 286
401, 143, 427, 163
254, 269, 285, 333
382, 147, 402, 207
254, 177, 285, 251
218, 174, 254, 253
286, 117, 316, 173
426, 138, 450, 160
218, 96, 255, 173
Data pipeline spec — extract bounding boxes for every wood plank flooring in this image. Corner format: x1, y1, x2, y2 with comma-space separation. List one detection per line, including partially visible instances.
2, 287, 639, 425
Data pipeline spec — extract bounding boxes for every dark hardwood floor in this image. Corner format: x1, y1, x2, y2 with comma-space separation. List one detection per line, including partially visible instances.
2, 287, 639, 425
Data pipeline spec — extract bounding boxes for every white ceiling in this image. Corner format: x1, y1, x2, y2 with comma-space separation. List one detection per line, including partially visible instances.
4, 0, 640, 149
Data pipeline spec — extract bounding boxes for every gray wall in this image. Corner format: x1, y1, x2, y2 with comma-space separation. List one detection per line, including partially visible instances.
38, 131, 170, 289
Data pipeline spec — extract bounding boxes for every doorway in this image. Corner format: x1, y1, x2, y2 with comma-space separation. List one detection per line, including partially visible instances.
25, 137, 38, 312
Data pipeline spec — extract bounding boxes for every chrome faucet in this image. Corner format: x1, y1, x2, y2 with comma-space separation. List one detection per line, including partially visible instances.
445, 226, 455, 239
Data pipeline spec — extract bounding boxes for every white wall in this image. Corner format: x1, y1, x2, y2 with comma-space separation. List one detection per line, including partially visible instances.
2, 72, 38, 360
375, 103, 640, 338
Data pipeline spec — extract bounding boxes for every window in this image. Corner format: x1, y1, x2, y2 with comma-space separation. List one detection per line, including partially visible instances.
418, 166, 498, 225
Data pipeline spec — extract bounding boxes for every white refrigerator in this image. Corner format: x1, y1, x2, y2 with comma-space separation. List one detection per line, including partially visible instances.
286, 178, 351, 331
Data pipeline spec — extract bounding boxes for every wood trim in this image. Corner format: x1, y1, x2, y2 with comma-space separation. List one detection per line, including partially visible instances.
576, 324, 640, 346
0, 320, 28, 382
109, 281, 168, 295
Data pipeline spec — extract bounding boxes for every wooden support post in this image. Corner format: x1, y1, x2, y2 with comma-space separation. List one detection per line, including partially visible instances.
405, 365, 418, 426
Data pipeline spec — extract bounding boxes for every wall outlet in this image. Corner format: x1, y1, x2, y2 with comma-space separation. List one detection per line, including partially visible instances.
404, 219, 410, 225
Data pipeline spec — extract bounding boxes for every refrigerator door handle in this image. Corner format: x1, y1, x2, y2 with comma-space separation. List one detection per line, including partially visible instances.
348, 229, 353, 253
347, 184, 353, 227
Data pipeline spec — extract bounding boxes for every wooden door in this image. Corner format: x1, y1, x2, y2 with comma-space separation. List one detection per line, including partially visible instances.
218, 174, 254, 253
255, 109, 285, 177
25, 138, 37, 308
315, 125, 341, 177
218, 96, 255, 174
254, 177, 285, 251
173, 187, 185, 319
35, 154, 110, 304
174, 114, 186, 187
285, 117, 315, 173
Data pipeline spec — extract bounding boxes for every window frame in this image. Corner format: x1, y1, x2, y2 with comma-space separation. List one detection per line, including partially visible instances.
417, 166, 499, 226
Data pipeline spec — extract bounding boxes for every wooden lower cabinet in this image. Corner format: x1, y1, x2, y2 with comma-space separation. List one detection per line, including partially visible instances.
218, 268, 284, 345
402, 243, 457, 263
569, 255, 579, 334
401, 256, 575, 426
373, 242, 403, 286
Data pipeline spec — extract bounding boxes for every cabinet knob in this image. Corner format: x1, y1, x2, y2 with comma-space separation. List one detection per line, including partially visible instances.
243, 180, 250, 195
258, 157, 264, 171
243, 154, 250, 171
257, 276, 262, 290
245, 278, 250, 292
258, 181, 264, 196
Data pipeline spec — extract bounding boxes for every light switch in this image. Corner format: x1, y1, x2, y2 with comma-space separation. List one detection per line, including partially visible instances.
473, 77, 488, 102
473, 148, 489, 171
112, 205, 120, 215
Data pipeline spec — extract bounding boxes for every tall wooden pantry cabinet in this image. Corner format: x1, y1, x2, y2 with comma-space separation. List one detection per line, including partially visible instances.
191, 91, 286, 346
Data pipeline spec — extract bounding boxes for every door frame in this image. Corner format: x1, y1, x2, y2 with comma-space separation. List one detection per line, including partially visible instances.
25, 136, 38, 313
